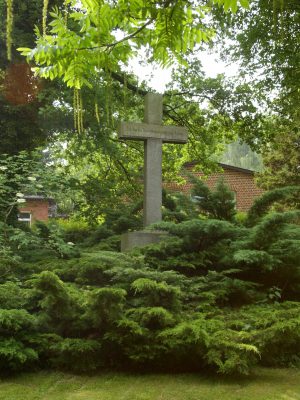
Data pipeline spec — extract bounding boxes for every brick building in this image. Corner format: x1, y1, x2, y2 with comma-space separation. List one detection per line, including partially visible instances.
17, 164, 263, 223
165, 162, 264, 212
18, 195, 56, 226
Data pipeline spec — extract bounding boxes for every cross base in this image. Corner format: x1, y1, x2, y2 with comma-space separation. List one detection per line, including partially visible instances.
121, 230, 168, 252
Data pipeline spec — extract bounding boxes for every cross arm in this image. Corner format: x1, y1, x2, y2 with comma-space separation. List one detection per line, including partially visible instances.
118, 122, 188, 144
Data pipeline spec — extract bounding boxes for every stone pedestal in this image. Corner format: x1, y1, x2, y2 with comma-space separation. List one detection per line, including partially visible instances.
121, 231, 168, 252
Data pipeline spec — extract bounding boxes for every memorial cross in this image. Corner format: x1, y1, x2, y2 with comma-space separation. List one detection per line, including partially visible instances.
118, 93, 188, 227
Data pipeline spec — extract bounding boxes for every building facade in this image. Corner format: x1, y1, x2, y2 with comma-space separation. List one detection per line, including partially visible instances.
18, 195, 56, 226
166, 163, 264, 212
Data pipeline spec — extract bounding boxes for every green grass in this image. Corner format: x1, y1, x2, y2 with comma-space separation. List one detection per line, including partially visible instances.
0, 369, 300, 400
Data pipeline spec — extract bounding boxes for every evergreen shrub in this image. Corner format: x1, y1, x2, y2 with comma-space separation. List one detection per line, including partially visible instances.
57, 218, 92, 244
0, 187, 299, 375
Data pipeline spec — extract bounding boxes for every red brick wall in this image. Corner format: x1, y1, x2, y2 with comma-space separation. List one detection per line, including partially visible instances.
165, 165, 265, 212
19, 200, 49, 223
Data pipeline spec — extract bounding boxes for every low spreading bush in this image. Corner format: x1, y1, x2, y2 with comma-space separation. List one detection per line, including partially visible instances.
0, 187, 299, 375
57, 218, 92, 244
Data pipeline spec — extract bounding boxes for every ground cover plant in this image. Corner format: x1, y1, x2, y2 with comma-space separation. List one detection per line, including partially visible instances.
0, 185, 299, 376
0, 368, 300, 400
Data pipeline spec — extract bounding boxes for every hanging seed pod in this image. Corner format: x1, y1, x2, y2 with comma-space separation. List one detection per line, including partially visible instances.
73, 87, 78, 131
6, 0, 13, 61
64, 0, 68, 25
76, 89, 79, 132
123, 73, 127, 113
95, 101, 100, 125
42, 0, 49, 35
74, 87, 84, 133
79, 90, 84, 133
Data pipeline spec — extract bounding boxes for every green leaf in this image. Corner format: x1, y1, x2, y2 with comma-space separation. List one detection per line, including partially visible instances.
240, 0, 249, 9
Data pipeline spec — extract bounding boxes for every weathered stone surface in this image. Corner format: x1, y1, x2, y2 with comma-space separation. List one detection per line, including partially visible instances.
118, 92, 188, 251
144, 138, 162, 226
119, 122, 188, 143
121, 231, 168, 252
144, 92, 163, 124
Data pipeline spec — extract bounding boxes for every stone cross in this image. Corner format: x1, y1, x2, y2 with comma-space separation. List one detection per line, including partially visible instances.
118, 93, 188, 227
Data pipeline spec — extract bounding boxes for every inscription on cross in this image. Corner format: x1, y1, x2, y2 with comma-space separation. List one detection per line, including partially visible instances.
118, 93, 188, 228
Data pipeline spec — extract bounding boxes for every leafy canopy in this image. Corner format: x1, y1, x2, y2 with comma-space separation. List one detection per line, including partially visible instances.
19, 0, 249, 88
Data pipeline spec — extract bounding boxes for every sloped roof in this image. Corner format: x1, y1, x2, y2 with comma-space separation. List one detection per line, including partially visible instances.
183, 162, 255, 175
24, 195, 55, 204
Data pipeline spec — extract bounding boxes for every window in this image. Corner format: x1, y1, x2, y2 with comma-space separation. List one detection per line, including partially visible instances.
18, 212, 31, 226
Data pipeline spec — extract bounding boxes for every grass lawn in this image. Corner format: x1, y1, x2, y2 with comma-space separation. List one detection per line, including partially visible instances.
0, 368, 299, 400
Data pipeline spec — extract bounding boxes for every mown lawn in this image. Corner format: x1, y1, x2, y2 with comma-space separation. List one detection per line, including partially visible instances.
0, 368, 299, 400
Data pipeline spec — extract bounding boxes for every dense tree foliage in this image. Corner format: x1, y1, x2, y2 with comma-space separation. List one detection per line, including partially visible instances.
213, 0, 299, 113
166, 59, 274, 151
211, 0, 299, 180
0, 0, 72, 154
246, 186, 300, 226
19, 0, 248, 87
11, 0, 255, 195
256, 128, 300, 189
0, 151, 76, 229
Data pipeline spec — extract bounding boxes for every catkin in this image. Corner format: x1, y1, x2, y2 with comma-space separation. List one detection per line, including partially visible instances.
79, 91, 84, 133
74, 88, 84, 133
95, 102, 100, 125
42, 0, 49, 35
6, 0, 13, 60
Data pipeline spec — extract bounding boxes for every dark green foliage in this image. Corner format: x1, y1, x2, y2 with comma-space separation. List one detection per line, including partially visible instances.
189, 175, 236, 221
0, 309, 38, 371
167, 219, 241, 247
129, 307, 175, 330
0, 309, 36, 333
34, 221, 81, 259
60, 223, 93, 244
249, 211, 300, 250
81, 225, 114, 247
0, 187, 299, 375
85, 288, 126, 332
131, 278, 181, 311
0, 151, 80, 268
0, 221, 43, 271
0, 152, 43, 225
232, 250, 275, 272
33, 271, 83, 336
73, 190, 197, 252
48, 338, 103, 372
0, 283, 30, 309
104, 203, 143, 235
77, 191, 198, 249
247, 186, 300, 226
227, 302, 300, 367
0, 338, 38, 371
0, 0, 73, 160
256, 129, 300, 190
161, 190, 197, 223
159, 319, 208, 368
88, 235, 121, 252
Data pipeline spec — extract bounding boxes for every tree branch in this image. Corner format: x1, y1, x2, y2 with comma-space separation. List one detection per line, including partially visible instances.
78, 19, 154, 52
110, 71, 148, 96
